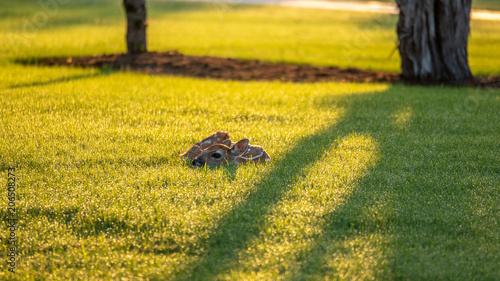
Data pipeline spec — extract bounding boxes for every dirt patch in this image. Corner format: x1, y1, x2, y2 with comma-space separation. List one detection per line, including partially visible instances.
29, 51, 500, 87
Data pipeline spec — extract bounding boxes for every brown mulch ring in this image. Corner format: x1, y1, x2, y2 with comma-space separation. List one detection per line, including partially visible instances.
25, 50, 500, 88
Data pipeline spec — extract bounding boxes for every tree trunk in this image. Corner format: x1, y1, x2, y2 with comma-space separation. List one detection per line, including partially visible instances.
123, 0, 147, 55
396, 0, 472, 83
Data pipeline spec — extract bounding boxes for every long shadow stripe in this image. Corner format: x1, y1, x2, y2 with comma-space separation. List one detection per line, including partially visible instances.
171, 90, 386, 280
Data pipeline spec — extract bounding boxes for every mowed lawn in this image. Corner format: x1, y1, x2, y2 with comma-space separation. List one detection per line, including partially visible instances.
1, 1, 500, 280
352, 0, 500, 11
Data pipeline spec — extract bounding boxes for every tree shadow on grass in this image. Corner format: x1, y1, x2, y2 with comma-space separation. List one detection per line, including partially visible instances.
5, 70, 111, 90
169, 85, 400, 280
290, 86, 500, 279
170, 84, 499, 280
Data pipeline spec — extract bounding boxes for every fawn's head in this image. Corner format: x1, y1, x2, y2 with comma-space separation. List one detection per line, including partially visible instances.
192, 139, 249, 167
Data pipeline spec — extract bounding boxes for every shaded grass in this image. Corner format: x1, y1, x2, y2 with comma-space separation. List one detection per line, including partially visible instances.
289, 88, 500, 280
474, 0, 500, 10
346, 0, 500, 10
166, 85, 500, 281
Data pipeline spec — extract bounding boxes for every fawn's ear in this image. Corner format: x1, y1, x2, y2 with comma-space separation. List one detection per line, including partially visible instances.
222, 139, 232, 147
230, 139, 249, 157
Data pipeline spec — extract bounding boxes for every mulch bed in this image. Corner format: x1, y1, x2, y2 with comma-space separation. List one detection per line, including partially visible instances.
28, 50, 500, 88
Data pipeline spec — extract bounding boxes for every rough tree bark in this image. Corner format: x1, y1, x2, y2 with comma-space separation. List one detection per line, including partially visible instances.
396, 0, 473, 83
123, 0, 147, 55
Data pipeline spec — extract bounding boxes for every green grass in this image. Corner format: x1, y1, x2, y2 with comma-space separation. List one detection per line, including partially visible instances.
1, 1, 500, 280
474, 0, 500, 10
333, 0, 500, 11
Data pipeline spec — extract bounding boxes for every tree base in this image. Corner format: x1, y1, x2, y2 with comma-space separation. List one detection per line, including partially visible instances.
396, 0, 473, 83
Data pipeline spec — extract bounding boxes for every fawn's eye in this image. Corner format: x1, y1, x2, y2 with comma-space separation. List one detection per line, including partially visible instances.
212, 153, 221, 159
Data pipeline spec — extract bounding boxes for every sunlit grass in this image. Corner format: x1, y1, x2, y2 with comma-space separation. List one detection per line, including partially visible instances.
0, 1, 499, 280
349, 0, 500, 10
222, 134, 381, 280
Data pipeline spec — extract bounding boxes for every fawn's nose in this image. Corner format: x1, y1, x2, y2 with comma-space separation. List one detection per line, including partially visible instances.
192, 159, 204, 167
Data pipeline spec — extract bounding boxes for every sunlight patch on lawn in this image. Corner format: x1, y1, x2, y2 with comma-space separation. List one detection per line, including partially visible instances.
391, 106, 413, 131
219, 134, 380, 280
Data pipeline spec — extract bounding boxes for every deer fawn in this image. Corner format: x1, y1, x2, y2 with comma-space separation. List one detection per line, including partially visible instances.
179, 131, 230, 161
180, 131, 271, 167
